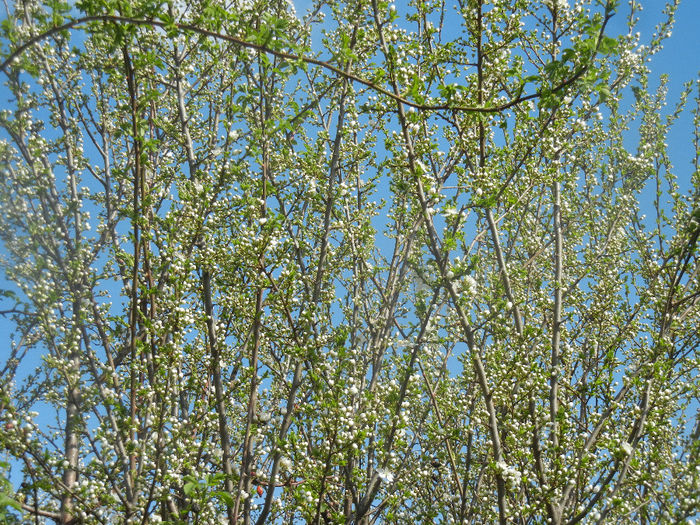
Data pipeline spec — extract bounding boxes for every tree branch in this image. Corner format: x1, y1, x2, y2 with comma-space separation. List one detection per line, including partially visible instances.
1, 13, 605, 114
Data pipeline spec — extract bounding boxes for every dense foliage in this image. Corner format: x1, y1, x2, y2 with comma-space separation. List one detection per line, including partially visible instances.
0, 0, 698, 523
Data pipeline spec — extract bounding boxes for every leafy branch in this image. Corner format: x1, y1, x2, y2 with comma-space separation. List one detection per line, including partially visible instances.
1, 11, 613, 113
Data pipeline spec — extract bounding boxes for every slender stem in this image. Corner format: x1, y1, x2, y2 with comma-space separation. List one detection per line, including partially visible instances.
202, 269, 236, 523
550, 181, 563, 452
122, 43, 141, 512
475, 2, 507, 521
486, 209, 523, 335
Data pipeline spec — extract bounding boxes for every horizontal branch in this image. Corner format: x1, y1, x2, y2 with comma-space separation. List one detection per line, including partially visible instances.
19, 501, 62, 522
1, 13, 597, 113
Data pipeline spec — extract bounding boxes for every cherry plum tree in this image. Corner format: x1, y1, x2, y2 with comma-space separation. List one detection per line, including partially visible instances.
0, 0, 698, 523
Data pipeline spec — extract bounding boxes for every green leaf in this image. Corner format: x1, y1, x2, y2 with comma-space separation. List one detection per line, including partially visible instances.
596, 84, 611, 101
0, 493, 21, 511
214, 491, 235, 507
183, 481, 197, 496
631, 85, 643, 101
409, 74, 425, 104
562, 48, 577, 64
599, 36, 618, 55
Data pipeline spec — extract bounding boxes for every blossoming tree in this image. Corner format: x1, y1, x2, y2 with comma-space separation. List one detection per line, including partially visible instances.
0, 0, 698, 523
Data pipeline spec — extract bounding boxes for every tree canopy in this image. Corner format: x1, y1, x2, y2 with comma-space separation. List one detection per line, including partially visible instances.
0, 0, 698, 523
